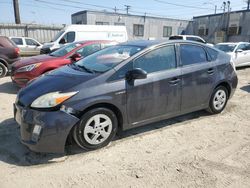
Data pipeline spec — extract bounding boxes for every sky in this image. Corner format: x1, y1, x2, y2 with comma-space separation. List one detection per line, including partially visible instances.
0, 0, 248, 25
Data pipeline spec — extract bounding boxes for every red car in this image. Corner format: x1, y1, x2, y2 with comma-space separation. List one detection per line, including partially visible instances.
11, 40, 117, 87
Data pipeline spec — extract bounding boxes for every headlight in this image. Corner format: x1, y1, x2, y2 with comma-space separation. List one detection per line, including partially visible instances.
16, 63, 42, 73
31, 91, 78, 108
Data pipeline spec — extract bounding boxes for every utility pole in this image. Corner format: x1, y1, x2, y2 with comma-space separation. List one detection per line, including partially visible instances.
222, 1, 226, 13
13, 0, 21, 24
247, 0, 250, 10
214, 5, 217, 14
114, 6, 117, 13
226, 1, 231, 41
124, 5, 131, 14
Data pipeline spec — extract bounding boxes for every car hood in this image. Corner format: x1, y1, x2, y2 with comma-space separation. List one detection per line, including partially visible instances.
13, 54, 58, 68
17, 65, 97, 107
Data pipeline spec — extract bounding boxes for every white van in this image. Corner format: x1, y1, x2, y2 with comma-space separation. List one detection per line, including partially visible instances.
41, 25, 128, 54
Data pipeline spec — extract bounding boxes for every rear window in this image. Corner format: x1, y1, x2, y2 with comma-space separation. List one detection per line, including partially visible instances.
0, 36, 17, 48
186, 37, 206, 44
11, 38, 23, 45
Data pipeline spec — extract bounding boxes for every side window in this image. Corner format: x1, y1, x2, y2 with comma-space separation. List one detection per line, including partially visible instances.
109, 62, 133, 81
77, 44, 101, 57
11, 38, 23, 45
25, 39, 39, 46
180, 44, 207, 66
134, 45, 176, 74
237, 44, 247, 51
61, 32, 75, 43
206, 47, 219, 61
245, 44, 250, 50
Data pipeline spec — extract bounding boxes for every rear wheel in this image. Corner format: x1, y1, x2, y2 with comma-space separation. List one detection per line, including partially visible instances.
73, 108, 118, 150
207, 86, 229, 114
0, 63, 7, 78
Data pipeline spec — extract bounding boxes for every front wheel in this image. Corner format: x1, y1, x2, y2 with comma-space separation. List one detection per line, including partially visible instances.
207, 86, 229, 114
0, 63, 7, 78
73, 108, 118, 150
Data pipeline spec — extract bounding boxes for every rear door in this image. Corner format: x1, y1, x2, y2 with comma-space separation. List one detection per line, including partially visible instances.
180, 44, 216, 112
126, 45, 182, 124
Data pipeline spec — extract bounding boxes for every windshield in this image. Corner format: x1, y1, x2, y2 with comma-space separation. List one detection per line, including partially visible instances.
75, 45, 144, 73
50, 43, 81, 57
214, 44, 236, 52
51, 30, 65, 42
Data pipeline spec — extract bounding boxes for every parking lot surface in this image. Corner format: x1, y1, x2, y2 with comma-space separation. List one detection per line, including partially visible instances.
0, 68, 250, 188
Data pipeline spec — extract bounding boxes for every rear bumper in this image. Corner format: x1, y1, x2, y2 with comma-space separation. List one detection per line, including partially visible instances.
14, 103, 80, 153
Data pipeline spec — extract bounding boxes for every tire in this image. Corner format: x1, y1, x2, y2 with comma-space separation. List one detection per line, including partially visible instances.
207, 86, 229, 114
0, 63, 7, 78
73, 108, 118, 150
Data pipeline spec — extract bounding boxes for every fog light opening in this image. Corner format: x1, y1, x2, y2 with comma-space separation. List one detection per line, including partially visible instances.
31, 125, 42, 142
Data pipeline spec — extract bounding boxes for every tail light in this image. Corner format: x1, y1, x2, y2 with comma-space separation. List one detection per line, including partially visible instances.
15, 48, 20, 57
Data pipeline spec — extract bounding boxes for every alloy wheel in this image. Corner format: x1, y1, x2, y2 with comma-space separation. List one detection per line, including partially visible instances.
83, 114, 113, 145
213, 89, 227, 111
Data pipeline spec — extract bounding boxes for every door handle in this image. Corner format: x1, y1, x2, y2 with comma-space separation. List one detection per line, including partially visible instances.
169, 78, 180, 85
207, 68, 214, 75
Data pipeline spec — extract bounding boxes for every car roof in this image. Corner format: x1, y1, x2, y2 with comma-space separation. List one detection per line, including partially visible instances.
73, 40, 117, 45
120, 39, 208, 48
170, 35, 202, 38
217, 42, 249, 45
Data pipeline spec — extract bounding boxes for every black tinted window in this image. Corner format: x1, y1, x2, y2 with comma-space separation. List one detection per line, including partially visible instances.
169, 36, 183, 40
206, 47, 219, 61
180, 45, 207, 66
11, 38, 23, 45
134, 45, 176, 73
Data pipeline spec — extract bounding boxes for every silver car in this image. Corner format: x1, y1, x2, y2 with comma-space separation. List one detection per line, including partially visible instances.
215, 42, 250, 68
10, 37, 42, 56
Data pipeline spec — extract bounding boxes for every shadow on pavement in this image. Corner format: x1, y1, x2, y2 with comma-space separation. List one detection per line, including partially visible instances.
241, 84, 250, 93
0, 79, 19, 94
0, 110, 209, 166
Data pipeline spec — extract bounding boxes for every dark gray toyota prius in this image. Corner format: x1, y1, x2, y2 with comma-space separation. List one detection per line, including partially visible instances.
14, 40, 238, 153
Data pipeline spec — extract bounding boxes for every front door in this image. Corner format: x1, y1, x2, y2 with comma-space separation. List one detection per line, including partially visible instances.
233, 43, 250, 66
179, 44, 216, 112
126, 45, 181, 125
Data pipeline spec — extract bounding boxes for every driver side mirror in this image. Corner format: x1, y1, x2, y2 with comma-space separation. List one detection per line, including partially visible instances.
125, 68, 147, 81
70, 53, 81, 62
236, 49, 243, 53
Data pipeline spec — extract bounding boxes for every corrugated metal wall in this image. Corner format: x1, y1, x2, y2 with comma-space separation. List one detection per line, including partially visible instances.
0, 23, 64, 43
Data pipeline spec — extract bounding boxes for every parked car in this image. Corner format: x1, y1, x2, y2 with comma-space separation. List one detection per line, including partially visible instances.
10, 37, 42, 56
11, 40, 117, 87
0, 36, 20, 77
169, 35, 213, 46
41, 25, 128, 54
14, 40, 238, 153
214, 42, 250, 67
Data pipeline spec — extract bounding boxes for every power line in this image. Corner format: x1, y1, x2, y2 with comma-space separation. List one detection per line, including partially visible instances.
154, 0, 217, 10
